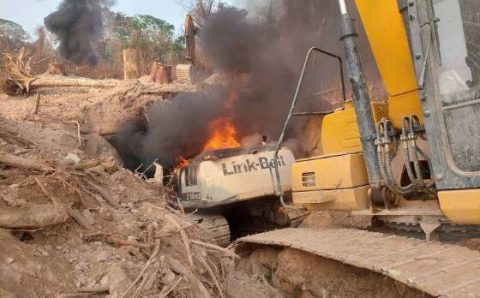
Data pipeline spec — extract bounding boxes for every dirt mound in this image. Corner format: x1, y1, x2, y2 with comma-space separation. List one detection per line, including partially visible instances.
0, 117, 234, 297
0, 80, 197, 136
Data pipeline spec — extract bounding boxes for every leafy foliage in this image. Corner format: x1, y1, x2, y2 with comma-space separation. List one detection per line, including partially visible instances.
0, 18, 29, 52
112, 13, 184, 63
0, 13, 185, 79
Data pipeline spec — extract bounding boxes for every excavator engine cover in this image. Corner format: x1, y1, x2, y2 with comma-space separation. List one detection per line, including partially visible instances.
292, 152, 370, 211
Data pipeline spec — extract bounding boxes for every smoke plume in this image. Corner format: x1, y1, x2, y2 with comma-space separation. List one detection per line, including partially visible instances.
115, 0, 383, 172
114, 89, 228, 170
44, 0, 114, 65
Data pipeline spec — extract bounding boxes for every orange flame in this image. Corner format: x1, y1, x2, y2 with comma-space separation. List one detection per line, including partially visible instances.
203, 116, 240, 150
178, 156, 189, 168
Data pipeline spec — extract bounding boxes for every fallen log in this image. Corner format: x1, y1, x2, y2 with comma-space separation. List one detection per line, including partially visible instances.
3, 74, 197, 96
0, 203, 69, 228
28, 75, 118, 89
0, 151, 53, 172
2, 51, 118, 95
3, 74, 119, 96
2, 49, 198, 95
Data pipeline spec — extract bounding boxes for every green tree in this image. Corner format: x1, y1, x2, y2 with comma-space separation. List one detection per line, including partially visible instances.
0, 18, 29, 52
112, 13, 184, 64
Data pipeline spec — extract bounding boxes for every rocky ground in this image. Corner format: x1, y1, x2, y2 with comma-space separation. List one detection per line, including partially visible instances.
0, 78, 282, 298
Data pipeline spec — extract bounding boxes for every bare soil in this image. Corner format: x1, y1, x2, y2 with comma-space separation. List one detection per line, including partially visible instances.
238, 247, 432, 298
0, 80, 196, 136
0, 80, 282, 298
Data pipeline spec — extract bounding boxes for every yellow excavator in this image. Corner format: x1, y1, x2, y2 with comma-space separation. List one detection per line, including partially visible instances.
237, 0, 480, 296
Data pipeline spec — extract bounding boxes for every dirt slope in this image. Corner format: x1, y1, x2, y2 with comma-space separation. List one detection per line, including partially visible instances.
0, 114, 238, 297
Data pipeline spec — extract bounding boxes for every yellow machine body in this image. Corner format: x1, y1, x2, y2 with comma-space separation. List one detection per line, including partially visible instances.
292, 152, 370, 211
355, 0, 423, 128
438, 190, 480, 225
319, 0, 423, 155
321, 101, 388, 155
292, 0, 480, 224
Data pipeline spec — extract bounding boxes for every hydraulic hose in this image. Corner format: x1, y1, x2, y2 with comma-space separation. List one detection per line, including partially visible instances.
409, 115, 425, 186
401, 116, 419, 185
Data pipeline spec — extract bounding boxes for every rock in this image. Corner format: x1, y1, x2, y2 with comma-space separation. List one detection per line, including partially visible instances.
5, 257, 14, 264
96, 251, 111, 262
65, 153, 81, 165
74, 261, 87, 272
82, 209, 96, 225
108, 264, 132, 298
8, 184, 19, 190
98, 207, 114, 221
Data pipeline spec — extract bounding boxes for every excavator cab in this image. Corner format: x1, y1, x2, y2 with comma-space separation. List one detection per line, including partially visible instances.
277, 0, 480, 231
238, 2, 480, 296
418, 0, 480, 224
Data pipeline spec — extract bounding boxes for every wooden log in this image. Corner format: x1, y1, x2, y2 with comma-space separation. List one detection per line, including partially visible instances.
150, 62, 173, 84
3, 75, 120, 96
69, 209, 96, 232
0, 204, 69, 228
0, 151, 53, 172
32, 93, 40, 114
123, 48, 140, 80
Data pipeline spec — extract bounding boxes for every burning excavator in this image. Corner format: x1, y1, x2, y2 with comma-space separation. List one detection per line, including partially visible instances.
174, 0, 480, 295
176, 110, 299, 245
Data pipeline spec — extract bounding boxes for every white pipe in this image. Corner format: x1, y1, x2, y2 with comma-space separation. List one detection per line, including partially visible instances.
338, 0, 348, 15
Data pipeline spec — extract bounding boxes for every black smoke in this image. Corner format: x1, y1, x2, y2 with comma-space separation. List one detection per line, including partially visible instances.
114, 89, 228, 171
114, 1, 383, 172
44, 0, 114, 65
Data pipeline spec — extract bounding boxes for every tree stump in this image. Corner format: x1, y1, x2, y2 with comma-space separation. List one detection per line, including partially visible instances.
185, 14, 197, 64
123, 49, 140, 80
175, 64, 193, 84
150, 62, 173, 84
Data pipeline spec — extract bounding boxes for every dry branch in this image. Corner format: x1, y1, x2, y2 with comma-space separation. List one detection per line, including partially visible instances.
83, 232, 152, 249
69, 209, 96, 232
0, 126, 35, 148
0, 151, 53, 172
165, 214, 194, 267
197, 254, 225, 298
190, 239, 240, 259
0, 204, 69, 228
32, 93, 40, 114
120, 241, 160, 298
56, 286, 109, 298
167, 257, 212, 298
84, 179, 120, 207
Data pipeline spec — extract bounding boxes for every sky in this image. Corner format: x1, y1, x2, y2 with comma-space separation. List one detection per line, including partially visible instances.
0, 0, 193, 38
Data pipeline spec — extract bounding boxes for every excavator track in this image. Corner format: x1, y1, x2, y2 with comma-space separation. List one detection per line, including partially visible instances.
236, 228, 480, 297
